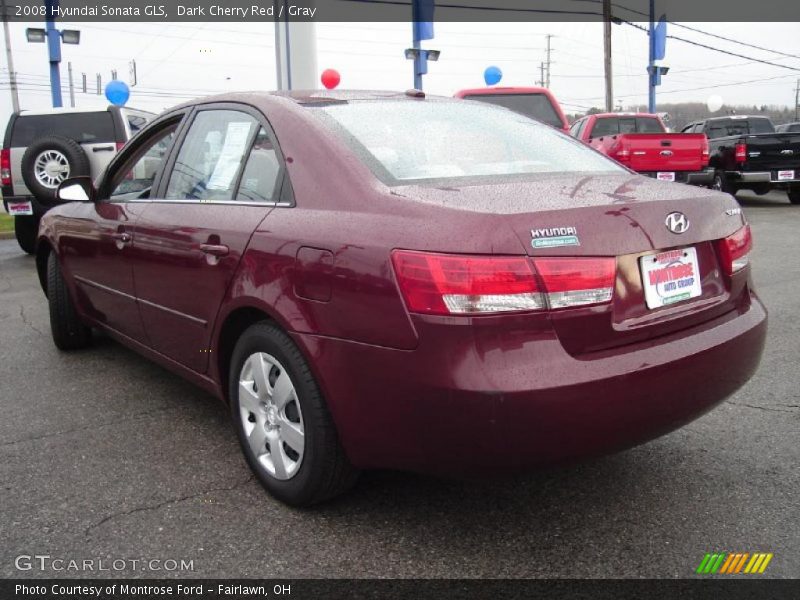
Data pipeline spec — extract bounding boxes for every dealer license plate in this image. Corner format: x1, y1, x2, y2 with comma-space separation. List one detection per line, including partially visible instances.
777, 170, 795, 181
656, 172, 676, 182
640, 247, 702, 309
7, 201, 33, 216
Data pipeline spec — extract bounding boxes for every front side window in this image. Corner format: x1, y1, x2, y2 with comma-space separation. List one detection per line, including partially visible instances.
166, 110, 258, 201
310, 100, 622, 184
108, 125, 177, 200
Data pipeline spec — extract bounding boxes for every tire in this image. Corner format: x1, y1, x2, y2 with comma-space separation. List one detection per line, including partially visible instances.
789, 191, 800, 205
14, 215, 38, 255
21, 135, 90, 203
711, 172, 736, 196
46, 252, 92, 350
229, 321, 359, 506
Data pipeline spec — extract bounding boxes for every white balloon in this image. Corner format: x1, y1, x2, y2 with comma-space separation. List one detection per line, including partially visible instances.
706, 95, 724, 113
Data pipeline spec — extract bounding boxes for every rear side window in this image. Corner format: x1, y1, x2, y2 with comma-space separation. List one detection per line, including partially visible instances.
166, 110, 258, 201
462, 93, 564, 128
11, 112, 115, 146
236, 127, 281, 203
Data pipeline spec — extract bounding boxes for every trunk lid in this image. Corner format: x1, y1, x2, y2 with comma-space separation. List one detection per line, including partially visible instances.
394, 173, 748, 355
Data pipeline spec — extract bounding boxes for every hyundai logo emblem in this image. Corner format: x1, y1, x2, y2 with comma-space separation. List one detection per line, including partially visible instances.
665, 212, 690, 234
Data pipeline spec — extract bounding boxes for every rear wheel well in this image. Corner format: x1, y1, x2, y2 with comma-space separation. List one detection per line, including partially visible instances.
35, 240, 53, 296
217, 307, 274, 403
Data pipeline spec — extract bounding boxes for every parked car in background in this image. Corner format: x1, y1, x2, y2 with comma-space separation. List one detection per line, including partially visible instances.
1, 105, 154, 253
570, 113, 712, 186
37, 91, 766, 505
682, 115, 800, 203
775, 122, 800, 133
454, 86, 569, 131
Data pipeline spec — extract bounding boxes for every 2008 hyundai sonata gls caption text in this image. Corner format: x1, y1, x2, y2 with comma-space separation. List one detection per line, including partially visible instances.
37, 91, 766, 505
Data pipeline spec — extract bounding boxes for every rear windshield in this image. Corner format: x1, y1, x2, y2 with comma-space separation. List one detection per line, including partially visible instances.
590, 116, 664, 137
11, 112, 115, 146
461, 93, 564, 129
705, 118, 775, 138
309, 100, 622, 184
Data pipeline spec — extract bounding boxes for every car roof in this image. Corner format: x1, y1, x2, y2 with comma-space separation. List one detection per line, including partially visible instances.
16, 105, 153, 116
170, 89, 448, 111
591, 112, 659, 118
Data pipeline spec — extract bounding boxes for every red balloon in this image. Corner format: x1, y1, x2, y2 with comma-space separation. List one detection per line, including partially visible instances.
321, 69, 340, 90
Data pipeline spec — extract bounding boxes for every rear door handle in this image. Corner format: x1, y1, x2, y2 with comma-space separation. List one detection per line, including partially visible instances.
200, 243, 229, 257
93, 145, 116, 152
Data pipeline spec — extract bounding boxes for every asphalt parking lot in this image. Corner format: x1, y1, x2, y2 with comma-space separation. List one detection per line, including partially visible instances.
0, 191, 798, 579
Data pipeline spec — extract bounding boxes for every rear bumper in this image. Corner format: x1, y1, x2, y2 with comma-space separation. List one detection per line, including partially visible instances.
725, 171, 800, 186
642, 169, 714, 186
295, 291, 767, 476
1, 194, 47, 217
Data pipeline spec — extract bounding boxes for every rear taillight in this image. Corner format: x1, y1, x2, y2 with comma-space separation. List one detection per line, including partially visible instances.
717, 224, 752, 275
1, 148, 11, 186
735, 142, 747, 163
608, 142, 630, 164
391, 250, 615, 316
701, 137, 710, 164
533, 257, 616, 309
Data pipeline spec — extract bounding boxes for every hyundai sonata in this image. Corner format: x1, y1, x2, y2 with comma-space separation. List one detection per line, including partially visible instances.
37, 91, 766, 505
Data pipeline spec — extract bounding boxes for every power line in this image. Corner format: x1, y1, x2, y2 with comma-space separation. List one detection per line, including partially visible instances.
619, 20, 800, 72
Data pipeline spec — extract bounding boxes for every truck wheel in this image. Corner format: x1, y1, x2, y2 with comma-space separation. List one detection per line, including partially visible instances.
229, 321, 359, 506
21, 135, 90, 203
711, 172, 736, 196
789, 191, 800, 205
14, 215, 38, 255
46, 252, 92, 350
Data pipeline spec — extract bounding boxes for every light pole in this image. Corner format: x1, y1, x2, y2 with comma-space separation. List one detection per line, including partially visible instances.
1, 0, 20, 112
25, 0, 80, 107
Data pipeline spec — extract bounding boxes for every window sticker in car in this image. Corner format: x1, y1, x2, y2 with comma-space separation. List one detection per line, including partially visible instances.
206, 121, 254, 191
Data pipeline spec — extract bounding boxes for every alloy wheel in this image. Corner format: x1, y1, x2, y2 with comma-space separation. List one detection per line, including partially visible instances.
238, 352, 305, 480
34, 150, 70, 189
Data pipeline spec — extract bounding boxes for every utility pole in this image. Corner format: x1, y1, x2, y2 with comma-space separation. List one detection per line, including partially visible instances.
795, 79, 799, 121
603, 0, 613, 112
96, 73, 100, 95
648, 0, 656, 113
544, 34, 553, 88
67, 61, 74, 107
539, 62, 545, 87
81, 72, 86, 93
1, 0, 20, 112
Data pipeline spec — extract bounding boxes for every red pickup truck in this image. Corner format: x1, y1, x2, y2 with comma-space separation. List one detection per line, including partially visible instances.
569, 113, 713, 186
455, 86, 569, 132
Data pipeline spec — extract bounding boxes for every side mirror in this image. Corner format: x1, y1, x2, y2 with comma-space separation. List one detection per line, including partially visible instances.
56, 176, 96, 203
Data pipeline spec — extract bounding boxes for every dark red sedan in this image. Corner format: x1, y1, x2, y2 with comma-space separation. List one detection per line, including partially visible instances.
37, 91, 766, 506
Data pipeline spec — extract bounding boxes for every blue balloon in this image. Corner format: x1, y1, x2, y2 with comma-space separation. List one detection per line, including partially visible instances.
483, 66, 503, 86
105, 80, 130, 106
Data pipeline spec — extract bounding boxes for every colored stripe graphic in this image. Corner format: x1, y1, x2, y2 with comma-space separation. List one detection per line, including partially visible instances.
702, 552, 773, 575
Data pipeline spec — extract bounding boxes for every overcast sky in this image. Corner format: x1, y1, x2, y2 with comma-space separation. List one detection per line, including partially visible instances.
1, 21, 798, 123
